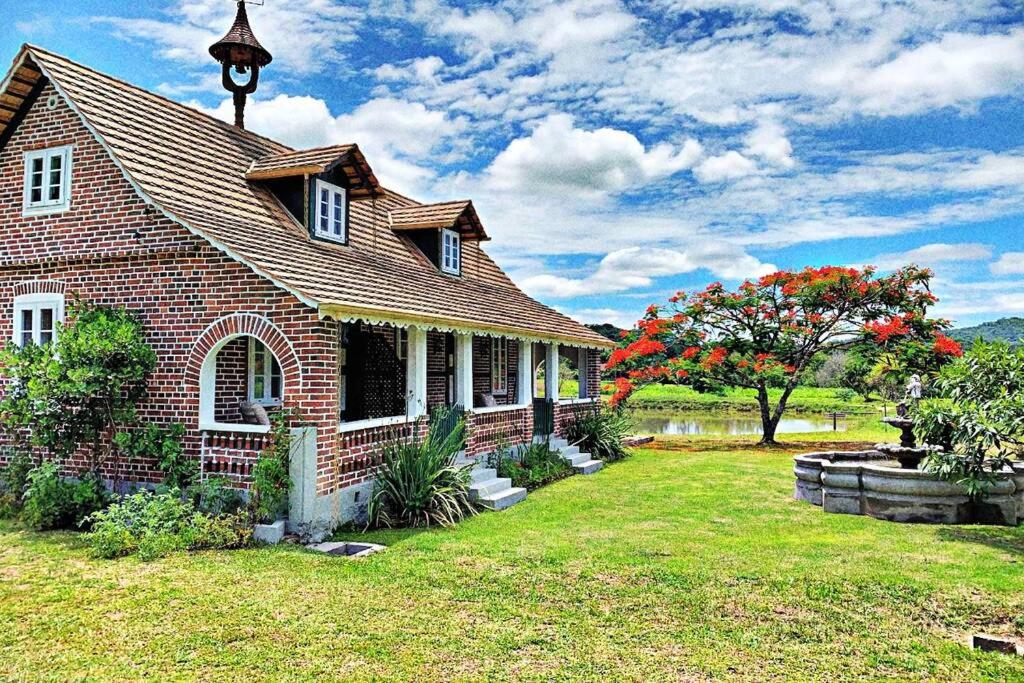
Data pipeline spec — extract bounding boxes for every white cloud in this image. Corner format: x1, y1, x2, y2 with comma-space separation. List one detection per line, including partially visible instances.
868, 243, 992, 271
518, 245, 775, 298
485, 114, 702, 196
951, 154, 1024, 190
566, 307, 642, 330
694, 151, 757, 183
743, 120, 794, 169
991, 253, 1024, 276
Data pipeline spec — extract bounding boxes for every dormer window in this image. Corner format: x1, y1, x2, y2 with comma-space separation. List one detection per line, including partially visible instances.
23, 145, 72, 216
441, 229, 461, 275
314, 179, 346, 243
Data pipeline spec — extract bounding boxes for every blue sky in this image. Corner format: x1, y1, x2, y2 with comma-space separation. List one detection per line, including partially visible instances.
4, 0, 1024, 329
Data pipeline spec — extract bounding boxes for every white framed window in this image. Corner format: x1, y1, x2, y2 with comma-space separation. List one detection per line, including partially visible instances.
441, 229, 461, 275
248, 339, 283, 406
13, 293, 64, 347
23, 145, 73, 216
314, 179, 346, 243
491, 337, 508, 395
394, 327, 408, 362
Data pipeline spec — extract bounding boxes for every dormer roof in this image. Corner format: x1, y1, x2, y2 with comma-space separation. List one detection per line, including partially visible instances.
389, 200, 489, 241
247, 144, 381, 197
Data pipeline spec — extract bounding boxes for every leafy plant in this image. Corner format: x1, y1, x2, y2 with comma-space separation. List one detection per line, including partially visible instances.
367, 408, 476, 529
115, 423, 191, 488
0, 301, 157, 485
249, 409, 295, 524
186, 476, 244, 516
20, 461, 110, 531
0, 448, 35, 516
85, 490, 251, 561
915, 341, 1024, 500
564, 406, 634, 463
488, 440, 571, 490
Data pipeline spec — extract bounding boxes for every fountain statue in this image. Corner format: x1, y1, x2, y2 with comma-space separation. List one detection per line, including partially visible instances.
878, 374, 934, 469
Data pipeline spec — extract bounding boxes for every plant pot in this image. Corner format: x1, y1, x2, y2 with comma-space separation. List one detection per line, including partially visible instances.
253, 519, 286, 545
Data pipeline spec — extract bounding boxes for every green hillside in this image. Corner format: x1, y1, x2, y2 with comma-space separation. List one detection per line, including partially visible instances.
951, 317, 1024, 346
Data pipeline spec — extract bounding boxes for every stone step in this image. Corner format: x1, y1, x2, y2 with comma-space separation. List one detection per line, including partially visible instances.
549, 438, 569, 449
478, 486, 528, 511
470, 467, 497, 483
560, 445, 580, 457
470, 477, 512, 499
574, 459, 604, 475
563, 451, 591, 466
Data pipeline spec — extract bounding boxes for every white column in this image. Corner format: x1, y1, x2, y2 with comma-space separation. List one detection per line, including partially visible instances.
405, 327, 428, 417
545, 343, 559, 401
455, 333, 474, 410
517, 340, 533, 406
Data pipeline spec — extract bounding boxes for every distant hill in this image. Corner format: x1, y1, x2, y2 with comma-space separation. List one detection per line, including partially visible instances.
950, 317, 1024, 346
586, 323, 625, 342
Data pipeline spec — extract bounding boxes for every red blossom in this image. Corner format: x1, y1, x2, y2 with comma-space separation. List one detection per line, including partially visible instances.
933, 333, 963, 357
864, 316, 911, 342
681, 346, 700, 360
700, 347, 728, 370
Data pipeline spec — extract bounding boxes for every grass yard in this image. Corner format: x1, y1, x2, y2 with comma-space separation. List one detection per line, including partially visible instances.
620, 384, 880, 414
2, 435, 1023, 681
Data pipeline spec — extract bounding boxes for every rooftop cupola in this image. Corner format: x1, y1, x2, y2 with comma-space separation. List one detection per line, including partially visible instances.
209, 1, 273, 129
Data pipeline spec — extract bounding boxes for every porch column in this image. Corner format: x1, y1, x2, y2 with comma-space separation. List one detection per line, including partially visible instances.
406, 327, 428, 417
545, 343, 560, 401
455, 333, 474, 409
517, 340, 533, 406
578, 348, 589, 399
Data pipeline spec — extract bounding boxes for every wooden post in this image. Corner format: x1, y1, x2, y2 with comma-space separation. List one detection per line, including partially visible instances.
455, 333, 474, 410
545, 343, 559, 402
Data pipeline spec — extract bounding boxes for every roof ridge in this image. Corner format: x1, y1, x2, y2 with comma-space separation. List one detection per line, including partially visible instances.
24, 44, 292, 154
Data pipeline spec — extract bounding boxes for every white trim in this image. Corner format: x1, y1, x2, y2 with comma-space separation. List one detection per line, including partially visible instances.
440, 228, 461, 275
469, 404, 530, 415
405, 327, 428, 418
12, 292, 65, 346
557, 397, 599, 406
454, 333, 474, 409
517, 340, 533, 405
247, 338, 283, 406
313, 178, 347, 244
199, 422, 270, 434
490, 336, 508, 396
545, 344, 560, 401
22, 145, 73, 217
339, 414, 415, 433
31, 53, 321, 311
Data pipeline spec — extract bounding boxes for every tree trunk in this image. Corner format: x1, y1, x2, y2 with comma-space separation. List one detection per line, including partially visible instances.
756, 384, 779, 446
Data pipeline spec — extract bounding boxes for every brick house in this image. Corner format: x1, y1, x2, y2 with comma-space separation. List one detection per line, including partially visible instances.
0, 43, 613, 530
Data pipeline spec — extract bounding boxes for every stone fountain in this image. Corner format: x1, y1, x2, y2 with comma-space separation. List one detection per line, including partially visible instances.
794, 377, 1023, 526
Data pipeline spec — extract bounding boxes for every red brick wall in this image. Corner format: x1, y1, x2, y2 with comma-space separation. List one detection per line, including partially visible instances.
465, 407, 532, 457
335, 418, 429, 489
214, 337, 248, 423
426, 330, 450, 409
0, 79, 341, 493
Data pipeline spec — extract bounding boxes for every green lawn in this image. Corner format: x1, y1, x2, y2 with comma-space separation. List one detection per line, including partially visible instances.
2, 436, 1022, 681
622, 384, 882, 414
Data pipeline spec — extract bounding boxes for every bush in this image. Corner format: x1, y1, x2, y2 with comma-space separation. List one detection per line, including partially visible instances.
0, 449, 34, 517
564, 406, 634, 463
86, 490, 251, 560
249, 409, 295, 524
367, 408, 476, 529
20, 461, 110, 531
185, 477, 244, 516
488, 441, 571, 490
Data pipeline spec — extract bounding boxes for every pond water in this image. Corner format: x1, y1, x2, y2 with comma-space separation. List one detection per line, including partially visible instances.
633, 412, 849, 436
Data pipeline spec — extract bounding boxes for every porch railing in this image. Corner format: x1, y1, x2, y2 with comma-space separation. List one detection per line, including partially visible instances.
533, 398, 555, 437
431, 404, 464, 443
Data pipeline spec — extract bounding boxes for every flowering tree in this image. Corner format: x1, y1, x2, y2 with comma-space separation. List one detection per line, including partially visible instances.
605, 265, 962, 445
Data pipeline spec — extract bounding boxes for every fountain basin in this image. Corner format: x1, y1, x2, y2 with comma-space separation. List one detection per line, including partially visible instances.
794, 453, 1022, 526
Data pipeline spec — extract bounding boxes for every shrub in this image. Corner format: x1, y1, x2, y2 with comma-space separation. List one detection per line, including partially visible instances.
367, 408, 476, 529
564, 406, 634, 463
86, 490, 251, 560
115, 423, 191, 489
0, 449, 34, 517
249, 409, 295, 524
20, 461, 110, 531
488, 441, 571, 491
185, 477, 244, 516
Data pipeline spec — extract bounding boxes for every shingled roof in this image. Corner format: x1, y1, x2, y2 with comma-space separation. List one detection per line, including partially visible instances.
389, 200, 488, 240
0, 45, 612, 349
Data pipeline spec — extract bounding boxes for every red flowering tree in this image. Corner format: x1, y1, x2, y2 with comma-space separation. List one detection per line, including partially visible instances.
605, 265, 961, 445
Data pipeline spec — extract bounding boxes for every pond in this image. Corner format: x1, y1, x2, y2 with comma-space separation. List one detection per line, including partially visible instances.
632, 412, 850, 436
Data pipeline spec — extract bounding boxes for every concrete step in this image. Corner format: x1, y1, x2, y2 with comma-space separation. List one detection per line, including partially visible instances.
478, 486, 528, 511
560, 445, 580, 457
549, 438, 569, 449
470, 467, 497, 483
574, 459, 604, 475
470, 477, 513, 499
563, 451, 591, 467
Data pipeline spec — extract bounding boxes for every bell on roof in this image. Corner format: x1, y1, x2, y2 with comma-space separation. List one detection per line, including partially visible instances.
209, 1, 273, 129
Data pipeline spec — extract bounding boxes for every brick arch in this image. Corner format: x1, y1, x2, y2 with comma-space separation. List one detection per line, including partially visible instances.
13, 280, 67, 297
185, 313, 302, 425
